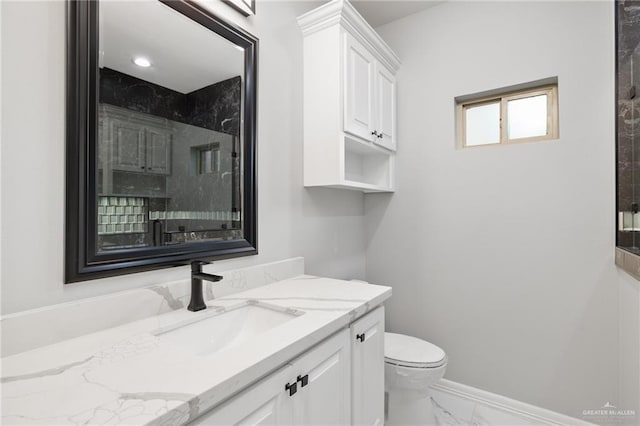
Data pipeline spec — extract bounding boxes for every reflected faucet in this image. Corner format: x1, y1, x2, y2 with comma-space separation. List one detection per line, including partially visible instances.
188, 260, 223, 312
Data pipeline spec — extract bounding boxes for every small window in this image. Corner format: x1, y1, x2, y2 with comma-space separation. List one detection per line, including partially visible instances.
457, 84, 558, 148
192, 143, 221, 174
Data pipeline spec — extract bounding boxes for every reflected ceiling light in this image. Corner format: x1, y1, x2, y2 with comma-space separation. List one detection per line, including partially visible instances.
133, 57, 151, 68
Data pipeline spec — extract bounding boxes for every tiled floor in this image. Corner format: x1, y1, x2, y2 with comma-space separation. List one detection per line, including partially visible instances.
431, 388, 539, 426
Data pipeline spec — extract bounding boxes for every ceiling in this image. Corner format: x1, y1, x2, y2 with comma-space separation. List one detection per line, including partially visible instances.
97, 0, 441, 94
99, 0, 243, 94
351, 0, 443, 28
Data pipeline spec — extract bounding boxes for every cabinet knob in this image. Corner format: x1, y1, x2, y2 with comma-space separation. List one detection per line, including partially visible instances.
285, 382, 297, 396
378, 133, 383, 139
140, 166, 145, 169
297, 374, 309, 388
356, 333, 365, 342
371, 130, 379, 137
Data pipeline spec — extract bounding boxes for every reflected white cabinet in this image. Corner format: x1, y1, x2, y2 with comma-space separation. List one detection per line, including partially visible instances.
110, 119, 146, 173
298, 0, 400, 193
191, 329, 350, 426
350, 307, 385, 426
100, 104, 172, 176
144, 126, 172, 175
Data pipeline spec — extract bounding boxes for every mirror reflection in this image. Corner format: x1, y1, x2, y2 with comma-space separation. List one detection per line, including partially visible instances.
97, 0, 244, 251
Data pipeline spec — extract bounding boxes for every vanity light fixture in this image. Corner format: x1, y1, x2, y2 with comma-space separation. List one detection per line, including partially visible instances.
133, 56, 151, 68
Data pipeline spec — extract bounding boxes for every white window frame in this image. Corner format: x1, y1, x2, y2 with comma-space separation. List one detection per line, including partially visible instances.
457, 85, 559, 148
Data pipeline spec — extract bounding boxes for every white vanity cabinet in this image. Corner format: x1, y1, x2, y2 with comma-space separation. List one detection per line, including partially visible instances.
291, 329, 351, 424
189, 308, 385, 426
189, 365, 293, 426
191, 329, 351, 425
298, 0, 400, 193
350, 306, 385, 426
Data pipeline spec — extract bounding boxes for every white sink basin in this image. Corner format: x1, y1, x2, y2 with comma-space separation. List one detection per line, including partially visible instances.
155, 302, 303, 356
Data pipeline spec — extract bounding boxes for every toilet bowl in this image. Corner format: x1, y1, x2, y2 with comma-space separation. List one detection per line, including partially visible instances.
384, 332, 447, 426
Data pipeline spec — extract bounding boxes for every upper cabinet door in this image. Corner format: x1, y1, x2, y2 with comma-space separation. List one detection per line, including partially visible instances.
145, 127, 172, 175
374, 64, 396, 151
110, 119, 146, 172
345, 34, 376, 142
351, 306, 385, 426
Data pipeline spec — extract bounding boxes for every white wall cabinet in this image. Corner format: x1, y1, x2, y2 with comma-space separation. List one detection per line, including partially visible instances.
374, 65, 396, 151
345, 35, 396, 152
350, 306, 385, 426
189, 308, 385, 426
298, 0, 400, 193
344, 34, 376, 143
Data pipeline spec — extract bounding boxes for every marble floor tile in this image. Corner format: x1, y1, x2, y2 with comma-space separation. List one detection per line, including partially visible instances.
432, 387, 477, 425
470, 403, 540, 426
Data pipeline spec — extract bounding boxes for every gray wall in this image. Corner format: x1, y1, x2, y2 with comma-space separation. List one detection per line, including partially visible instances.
0, 0, 365, 314
366, 0, 629, 419
618, 271, 640, 424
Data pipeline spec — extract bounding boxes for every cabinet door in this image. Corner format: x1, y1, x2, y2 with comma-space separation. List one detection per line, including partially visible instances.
110, 119, 146, 172
351, 306, 385, 426
189, 365, 293, 426
374, 64, 396, 151
344, 34, 376, 142
145, 127, 172, 175
292, 329, 351, 425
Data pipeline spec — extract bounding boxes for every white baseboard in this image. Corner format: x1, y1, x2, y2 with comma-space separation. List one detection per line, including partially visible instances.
431, 379, 597, 426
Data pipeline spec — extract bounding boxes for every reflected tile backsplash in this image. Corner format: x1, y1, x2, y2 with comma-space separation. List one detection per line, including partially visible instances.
97, 196, 148, 235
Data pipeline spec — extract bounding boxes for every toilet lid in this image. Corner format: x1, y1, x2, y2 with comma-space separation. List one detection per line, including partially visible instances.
384, 332, 446, 368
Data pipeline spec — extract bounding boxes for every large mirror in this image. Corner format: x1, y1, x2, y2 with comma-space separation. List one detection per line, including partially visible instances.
66, 0, 258, 282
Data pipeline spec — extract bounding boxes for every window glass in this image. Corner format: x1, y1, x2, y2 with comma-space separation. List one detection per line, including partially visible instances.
507, 94, 548, 140
465, 102, 500, 146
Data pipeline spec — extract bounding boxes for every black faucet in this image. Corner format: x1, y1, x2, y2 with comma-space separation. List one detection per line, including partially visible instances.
188, 260, 224, 312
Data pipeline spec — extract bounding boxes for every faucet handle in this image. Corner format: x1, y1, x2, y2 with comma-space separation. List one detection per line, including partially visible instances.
191, 260, 212, 272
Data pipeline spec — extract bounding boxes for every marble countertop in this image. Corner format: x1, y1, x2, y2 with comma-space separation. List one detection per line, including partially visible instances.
1, 276, 391, 425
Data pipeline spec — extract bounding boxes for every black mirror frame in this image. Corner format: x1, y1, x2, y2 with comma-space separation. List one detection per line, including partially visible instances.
65, 0, 258, 283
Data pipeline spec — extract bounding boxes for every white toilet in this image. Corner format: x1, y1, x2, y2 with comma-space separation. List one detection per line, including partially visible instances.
384, 332, 447, 426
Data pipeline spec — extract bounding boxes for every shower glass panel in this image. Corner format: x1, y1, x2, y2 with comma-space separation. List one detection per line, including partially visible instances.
617, 0, 640, 252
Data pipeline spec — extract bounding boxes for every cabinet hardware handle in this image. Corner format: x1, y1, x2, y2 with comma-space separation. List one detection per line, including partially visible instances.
148, 167, 152, 170
356, 333, 365, 342
378, 133, 383, 139
371, 130, 379, 137
285, 382, 297, 396
140, 166, 145, 169
297, 374, 309, 388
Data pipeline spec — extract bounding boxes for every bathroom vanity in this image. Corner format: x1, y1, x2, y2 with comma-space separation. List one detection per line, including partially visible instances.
1, 276, 390, 425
